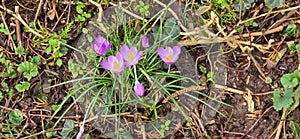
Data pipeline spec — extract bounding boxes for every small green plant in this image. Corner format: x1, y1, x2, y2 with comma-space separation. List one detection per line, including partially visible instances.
234, 0, 255, 11
15, 45, 25, 56
265, 76, 273, 84
234, 0, 284, 10
46, 130, 58, 138
75, 4, 92, 22
8, 111, 24, 125
265, 0, 285, 9
61, 119, 75, 138
17, 61, 39, 81
0, 23, 10, 35
245, 20, 258, 27
133, 1, 150, 16
272, 70, 300, 111
160, 120, 171, 136
289, 44, 300, 54
0, 91, 3, 101
282, 23, 298, 38
210, 0, 237, 23
15, 81, 30, 92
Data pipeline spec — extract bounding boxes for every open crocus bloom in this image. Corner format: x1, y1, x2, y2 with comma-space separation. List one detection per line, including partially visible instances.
134, 81, 145, 96
92, 35, 112, 55
157, 46, 181, 65
119, 44, 143, 67
100, 52, 124, 74
141, 36, 149, 48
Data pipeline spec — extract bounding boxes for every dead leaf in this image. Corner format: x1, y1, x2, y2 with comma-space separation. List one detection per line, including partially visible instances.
243, 88, 254, 113
195, 4, 212, 16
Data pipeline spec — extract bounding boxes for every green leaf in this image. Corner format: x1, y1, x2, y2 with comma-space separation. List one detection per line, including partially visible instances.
46, 46, 52, 54
49, 39, 59, 48
234, 0, 255, 11
275, 48, 286, 62
82, 28, 88, 34
61, 119, 75, 138
282, 23, 298, 38
265, 76, 273, 84
76, 4, 85, 14
289, 120, 300, 139
46, 131, 57, 138
15, 81, 30, 92
9, 110, 24, 125
82, 134, 92, 139
281, 73, 298, 89
30, 56, 41, 65
15, 45, 25, 56
0, 91, 3, 101
272, 89, 294, 111
265, 0, 285, 9
17, 61, 39, 81
52, 104, 61, 111
56, 59, 63, 67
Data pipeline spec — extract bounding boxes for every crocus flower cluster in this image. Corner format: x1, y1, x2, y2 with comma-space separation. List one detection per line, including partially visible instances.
92, 35, 181, 97
92, 35, 145, 96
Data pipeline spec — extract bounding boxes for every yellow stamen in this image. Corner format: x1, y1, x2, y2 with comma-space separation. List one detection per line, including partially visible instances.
166, 54, 173, 62
113, 61, 119, 71
128, 52, 134, 62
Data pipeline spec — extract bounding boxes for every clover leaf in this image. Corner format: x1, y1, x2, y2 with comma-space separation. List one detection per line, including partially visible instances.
281, 73, 299, 89
273, 89, 294, 111
17, 61, 39, 81
15, 81, 30, 92
9, 110, 24, 125
265, 0, 285, 9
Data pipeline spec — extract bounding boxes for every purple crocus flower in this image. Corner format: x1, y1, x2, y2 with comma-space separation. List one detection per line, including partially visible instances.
119, 44, 143, 67
134, 81, 145, 96
92, 35, 112, 55
157, 46, 181, 65
141, 36, 149, 48
100, 52, 124, 74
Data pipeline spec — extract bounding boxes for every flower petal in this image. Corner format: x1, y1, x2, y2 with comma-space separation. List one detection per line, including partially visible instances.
172, 46, 181, 62
92, 35, 111, 55
100, 60, 111, 71
158, 47, 173, 65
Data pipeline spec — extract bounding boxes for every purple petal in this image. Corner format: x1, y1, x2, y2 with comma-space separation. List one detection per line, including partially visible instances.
158, 47, 172, 65
100, 60, 111, 71
122, 46, 142, 67
165, 46, 173, 55
172, 46, 181, 63
142, 37, 149, 48
157, 47, 166, 58
92, 35, 111, 55
114, 52, 124, 74
134, 81, 145, 96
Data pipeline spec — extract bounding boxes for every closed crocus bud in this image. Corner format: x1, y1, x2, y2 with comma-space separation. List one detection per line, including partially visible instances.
141, 36, 149, 48
134, 81, 145, 96
92, 35, 112, 55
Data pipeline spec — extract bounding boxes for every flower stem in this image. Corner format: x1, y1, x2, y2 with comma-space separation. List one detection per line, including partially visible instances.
134, 65, 138, 82
167, 65, 170, 73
